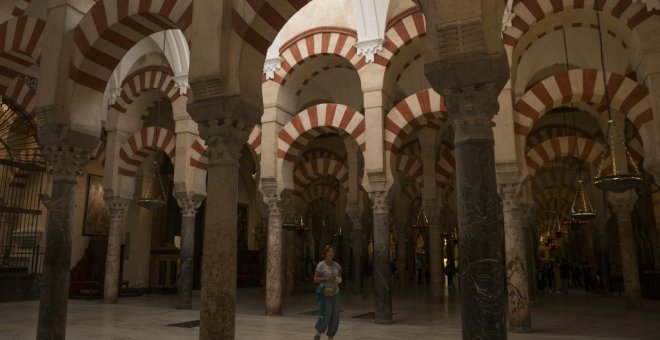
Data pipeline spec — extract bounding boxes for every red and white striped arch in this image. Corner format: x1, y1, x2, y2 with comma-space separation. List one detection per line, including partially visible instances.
248, 125, 262, 161
381, 6, 426, 67
3, 77, 35, 120
90, 140, 107, 165
627, 131, 643, 163
503, 0, 653, 56
526, 124, 601, 151
278, 103, 365, 163
268, 26, 361, 85
385, 88, 448, 153
70, 0, 193, 92
232, 0, 311, 56
436, 147, 456, 188
514, 69, 654, 149
0, 16, 45, 93
394, 154, 423, 188
117, 126, 175, 177
525, 136, 603, 174
302, 184, 340, 204
111, 67, 186, 113
293, 156, 349, 195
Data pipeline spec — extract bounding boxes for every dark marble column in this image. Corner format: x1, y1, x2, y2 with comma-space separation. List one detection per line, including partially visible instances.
442, 85, 507, 339
611, 198, 642, 309
426, 200, 445, 303
348, 206, 365, 298
36, 145, 90, 340
263, 188, 284, 315
500, 185, 531, 332
592, 214, 611, 295
174, 192, 203, 310
102, 195, 130, 304
369, 191, 392, 324
197, 120, 252, 340
523, 224, 535, 302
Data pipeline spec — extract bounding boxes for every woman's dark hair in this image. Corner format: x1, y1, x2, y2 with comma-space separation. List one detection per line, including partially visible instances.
324, 245, 334, 257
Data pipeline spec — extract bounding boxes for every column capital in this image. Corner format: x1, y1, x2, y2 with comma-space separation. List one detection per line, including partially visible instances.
103, 193, 131, 222
43, 144, 91, 182
346, 204, 363, 230
441, 83, 499, 144
203, 119, 252, 165
173, 190, 205, 217
368, 191, 389, 214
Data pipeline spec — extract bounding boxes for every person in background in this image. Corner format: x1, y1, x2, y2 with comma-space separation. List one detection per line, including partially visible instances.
313, 245, 342, 340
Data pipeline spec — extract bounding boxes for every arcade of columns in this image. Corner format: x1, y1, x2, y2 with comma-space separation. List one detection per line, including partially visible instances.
2, 1, 660, 340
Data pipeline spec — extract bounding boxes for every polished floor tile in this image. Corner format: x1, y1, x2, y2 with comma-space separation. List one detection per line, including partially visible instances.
1, 285, 659, 339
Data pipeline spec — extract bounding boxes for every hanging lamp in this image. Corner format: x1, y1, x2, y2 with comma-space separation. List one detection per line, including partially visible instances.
559, 26, 598, 220
412, 208, 430, 230
591, 1, 643, 192
137, 159, 168, 209
137, 32, 170, 210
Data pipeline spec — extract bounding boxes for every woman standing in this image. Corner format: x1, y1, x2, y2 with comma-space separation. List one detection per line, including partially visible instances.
313, 245, 342, 340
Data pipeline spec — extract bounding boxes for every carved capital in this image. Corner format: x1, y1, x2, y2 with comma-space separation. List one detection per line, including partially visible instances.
355, 38, 383, 64
173, 190, 205, 217
501, 0, 516, 31
441, 83, 499, 144
173, 75, 189, 95
43, 144, 90, 182
634, 0, 660, 11
346, 204, 363, 230
263, 58, 282, 80
369, 191, 389, 215
108, 88, 122, 106
203, 119, 252, 165
103, 193, 131, 222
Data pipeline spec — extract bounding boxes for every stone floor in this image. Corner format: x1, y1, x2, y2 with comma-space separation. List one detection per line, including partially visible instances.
1, 284, 659, 339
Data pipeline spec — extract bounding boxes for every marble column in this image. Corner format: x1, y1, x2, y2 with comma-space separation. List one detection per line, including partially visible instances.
36, 145, 89, 340
369, 191, 392, 324
592, 213, 611, 295
442, 85, 507, 339
523, 224, 535, 302
611, 198, 642, 309
102, 195, 130, 304
348, 205, 365, 298
263, 189, 284, 315
500, 185, 531, 332
426, 200, 445, 303
174, 192, 203, 310
197, 120, 251, 340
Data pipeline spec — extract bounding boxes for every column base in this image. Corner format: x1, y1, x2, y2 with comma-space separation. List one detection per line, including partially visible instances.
176, 303, 192, 310
375, 318, 394, 325
509, 326, 532, 333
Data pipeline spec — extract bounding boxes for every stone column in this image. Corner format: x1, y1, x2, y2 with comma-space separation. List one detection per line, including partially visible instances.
441, 85, 507, 339
263, 187, 284, 315
102, 195, 130, 304
611, 197, 642, 309
36, 145, 89, 340
425, 200, 445, 303
369, 191, 392, 324
197, 119, 252, 340
347, 205, 365, 298
174, 191, 203, 310
591, 213, 611, 295
500, 184, 531, 332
